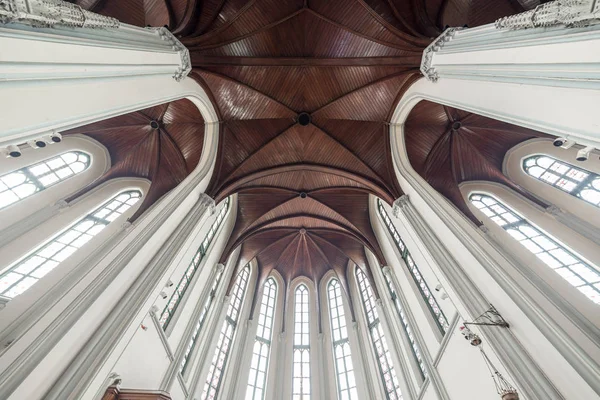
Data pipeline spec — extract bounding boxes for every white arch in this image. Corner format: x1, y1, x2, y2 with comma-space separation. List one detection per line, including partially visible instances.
0, 134, 111, 231
389, 80, 600, 399
504, 138, 600, 229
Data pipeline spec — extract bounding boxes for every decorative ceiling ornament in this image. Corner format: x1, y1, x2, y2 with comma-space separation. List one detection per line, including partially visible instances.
0, 0, 119, 28
151, 26, 191, 81
496, 0, 600, 29
420, 27, 461, 82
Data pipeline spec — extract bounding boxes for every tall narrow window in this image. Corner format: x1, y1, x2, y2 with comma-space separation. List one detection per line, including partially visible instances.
0, 190, 141, 299
327, 279, 358, 400
377, 199, 449, 334
160, 197, 229, 328
355, 267, 402, 400
523, 155, 600, 207
383, 273, 427, 380
201, 265, 250, 400
246, 277, 277, 400
470, 193, 600, 304
292, 284, 310, 400
0, 151, 91, 210
179, 266, 225, 375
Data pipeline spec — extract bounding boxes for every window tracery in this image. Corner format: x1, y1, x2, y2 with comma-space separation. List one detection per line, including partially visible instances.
523, 155, 600, 207
0, 190, 141, 298
160, 197, 229, 328
470, 193, 600, 304
377, 199, 449, 334
292, 284, 311, 400
355, 267, 402, 400
383, 273, 427, 380
327, 279, 358, 400
0, 151, 90, 210
179, 266, 225, 375
246, 277, 277, 400
201, 264, 250, 400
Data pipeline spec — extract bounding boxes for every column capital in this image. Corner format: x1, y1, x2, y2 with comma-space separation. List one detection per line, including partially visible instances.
151, 27, 191, 82
199, 193, 216, 215
215, 263, 225, 273
0, 0, 120, 28
392, 195, 410, 217
545, 204, 562, 216
420, 27, 461, 82
496, 0, 600, 30
381, 265, 392, 275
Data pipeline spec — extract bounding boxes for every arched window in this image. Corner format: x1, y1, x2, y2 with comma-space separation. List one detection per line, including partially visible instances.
470, 193, 600, 304
179, 266, 225, 375
377, 199, 449, 334
246, 277, 277, 400
355, 267, 402, 400
383, 273, 427, 380
201, 264, 250, 400
292, 284, 310, 400
523, 155, 600, 207
0, 151, 91, 210
327, 279, 358, 400
159, 197, 230, 329
0, 190, 141, 299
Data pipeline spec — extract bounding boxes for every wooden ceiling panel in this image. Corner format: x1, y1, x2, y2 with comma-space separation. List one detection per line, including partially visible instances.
405, 100, 550, 223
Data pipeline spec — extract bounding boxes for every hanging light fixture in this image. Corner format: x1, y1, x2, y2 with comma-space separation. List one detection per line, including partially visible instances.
460, 305, 519, 400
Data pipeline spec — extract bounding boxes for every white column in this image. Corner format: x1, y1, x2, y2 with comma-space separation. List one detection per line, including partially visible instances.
160, 262, 225, 391
414, 9, 600, 148
382, 266, 449, 400
394, 196, 576, 399
0, 0, 198, 146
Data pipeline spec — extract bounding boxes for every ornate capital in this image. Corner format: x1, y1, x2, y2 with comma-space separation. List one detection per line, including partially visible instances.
151, 27, 191, 82
479, 225, 490, 234
0, 0, 120, 28
392, 195, 410, 217
215, 263, 225, 273
199, 193, 216, 215
420, 27, 460, 82
381, 265, 392, 275
496, 0, 600, 30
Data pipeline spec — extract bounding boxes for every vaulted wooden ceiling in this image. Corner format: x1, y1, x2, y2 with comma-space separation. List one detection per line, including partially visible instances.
404, 100, 550, 224
63, 99, 205, 220
69, 0, 539, 316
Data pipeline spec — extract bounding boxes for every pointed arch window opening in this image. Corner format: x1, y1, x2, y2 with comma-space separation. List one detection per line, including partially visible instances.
0, 151, 91, 211
246, 277, 277, 400
0, 190, 141, 299
327, 279, 358, 400
292, 284, 311, 400
355, 267, 403, 400
377, 199, 449, 334
160, 197, 230, 329
523, 155, 600, 207
470, 193, 600, 304
383, 273, 427, 381
201, 264, 251, 400
179, 265, 225, 375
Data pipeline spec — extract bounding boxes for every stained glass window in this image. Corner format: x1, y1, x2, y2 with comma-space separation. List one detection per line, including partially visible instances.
0, 151, 91, 210
355, 267, 402, 400
160, 197, 230, 328
179, 266, 225, 375
377, 199, 449, 334
383, 273, 427, 380
327, 279, 358, 400
246, 277, 277, 400
292, 284, 311, 400
201, 265, 250, 400
470, 193, 600, 304
0, 190, 141, 298
523, 155, 600, 206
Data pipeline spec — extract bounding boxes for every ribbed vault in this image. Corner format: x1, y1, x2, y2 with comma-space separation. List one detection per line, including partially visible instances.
68, 0, 540, 321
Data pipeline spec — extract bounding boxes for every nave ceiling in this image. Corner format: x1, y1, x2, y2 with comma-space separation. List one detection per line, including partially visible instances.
65, 0, 547, 317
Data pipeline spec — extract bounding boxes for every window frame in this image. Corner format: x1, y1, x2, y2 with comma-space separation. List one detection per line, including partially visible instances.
327, 278, 358, 400
470, 192, 600, 304
292, 283, 311, 400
